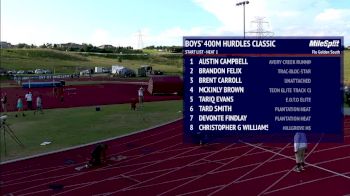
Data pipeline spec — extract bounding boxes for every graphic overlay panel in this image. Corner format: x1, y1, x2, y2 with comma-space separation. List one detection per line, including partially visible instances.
183, 37, 344, 143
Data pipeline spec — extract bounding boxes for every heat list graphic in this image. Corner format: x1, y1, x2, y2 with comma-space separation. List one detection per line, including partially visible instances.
183, 37, 344, 143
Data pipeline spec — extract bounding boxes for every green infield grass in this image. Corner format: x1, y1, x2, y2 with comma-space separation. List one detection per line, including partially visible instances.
0, 100, 183, 162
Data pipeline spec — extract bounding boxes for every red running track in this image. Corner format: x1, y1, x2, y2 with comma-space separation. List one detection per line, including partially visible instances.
1, 117, 350, 195
1, 83, 181, 112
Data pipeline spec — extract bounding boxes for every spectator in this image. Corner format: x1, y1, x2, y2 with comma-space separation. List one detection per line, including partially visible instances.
57, 87, 64, 103
138, 86, 144, 105
53, 87, 58, 97
1, 92, 7, 113
25, 91, 33, 110
131, 98, 137, 110
294, 132, 307, 172
346, 91, 350, 106
16, 96, 25, 117
34, 95, 44, 115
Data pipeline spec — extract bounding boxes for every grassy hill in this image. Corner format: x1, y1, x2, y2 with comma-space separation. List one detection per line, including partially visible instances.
0, 48, 182, 74
1, 48, 349, 82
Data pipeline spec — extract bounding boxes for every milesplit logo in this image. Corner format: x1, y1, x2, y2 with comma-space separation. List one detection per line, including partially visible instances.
309, 40, 340, 48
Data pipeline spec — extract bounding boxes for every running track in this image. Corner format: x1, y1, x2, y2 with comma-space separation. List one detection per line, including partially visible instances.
1, 117, 350, 195
1, 83, 181, 112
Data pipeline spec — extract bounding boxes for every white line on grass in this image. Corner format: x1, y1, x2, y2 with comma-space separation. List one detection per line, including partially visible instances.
0, 117, 183, 165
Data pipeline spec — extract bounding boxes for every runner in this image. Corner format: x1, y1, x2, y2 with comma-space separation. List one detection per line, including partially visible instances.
87, 143, 109, 168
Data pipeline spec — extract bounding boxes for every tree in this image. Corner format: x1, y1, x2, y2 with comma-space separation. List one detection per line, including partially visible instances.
16, 43, 30, 48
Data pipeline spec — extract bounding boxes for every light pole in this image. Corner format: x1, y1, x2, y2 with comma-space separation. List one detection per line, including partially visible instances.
236, 1, 249, 38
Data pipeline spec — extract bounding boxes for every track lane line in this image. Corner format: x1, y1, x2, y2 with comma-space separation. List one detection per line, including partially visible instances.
240, 140, 350, 196
257, 138, 321, 196
53, 143, 203, 195
264, 171, 350, 195
157, 144, 258, 196
7, 131, 183, 195
208, 143, 291, 196
3, 133, 181, 187
177, 185, 225, 196
99, 144, 237, 195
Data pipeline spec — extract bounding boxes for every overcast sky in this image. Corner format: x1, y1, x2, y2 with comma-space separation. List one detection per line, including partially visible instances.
1, 0, 349, 48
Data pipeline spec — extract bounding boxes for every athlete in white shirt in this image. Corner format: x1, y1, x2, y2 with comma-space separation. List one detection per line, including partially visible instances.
138, 87, 144, 105
25, 92, 33, 110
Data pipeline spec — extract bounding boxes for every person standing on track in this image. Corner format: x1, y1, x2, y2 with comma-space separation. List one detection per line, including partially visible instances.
34, 95, 44, 115
138, 86, 144, 106
130, 98, 137, 110
1, 92, 7, 113
294, 132, 307, 172
16, 96, 25, 117
345, 90, 350, 106
58, 87, 64, 103
25, 91, 33, 110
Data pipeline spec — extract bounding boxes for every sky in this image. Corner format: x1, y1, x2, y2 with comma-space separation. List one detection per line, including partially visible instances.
1, 0, 350, 48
